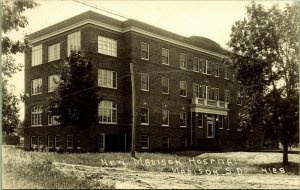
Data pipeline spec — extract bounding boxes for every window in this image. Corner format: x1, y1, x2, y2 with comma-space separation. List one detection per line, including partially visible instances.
99, 134, 105, 150
98, 36, 117, 57
180, 81, 187, 97
47, 135, 54, 149
30, 136, 36, 149
55, 135, 60, 149
193, 83, 199, 97
31, 78, 42, 95
202, 85, 217, 100
198, 113, 203, 128
141, 108, 149, 125
225, 66, 230, 79
180, 112, 186, 127
141, 42, 149, 60
226, 116, 230, 130
48, 74, 60, 92
141, 73, 149, 91
162, 109, 169, 126
162, 48, 169, 65
215, 88, 219, 100
76, 134, 80, 150
214, 63, 219, 77
202, 59, 211, 74
141, 136, 149, 149
225, 90, 230, 103
219, 116, 224, 129
193, 57, 199, 72
161, 136, 169, 148
37, 136, 42, 146
48, 43, 60, 62
31, 105, 42, 126
237, 92, 242, 105
162, 77, 169, 94
98, 100, 117, 124
67, 31, 81, 56
32, 45, 42, 66
67, 135, 73, 149
48, 112, 60, 126
98, 69, 117, 89
180, 53, 187, 69
181, 137, 188, 148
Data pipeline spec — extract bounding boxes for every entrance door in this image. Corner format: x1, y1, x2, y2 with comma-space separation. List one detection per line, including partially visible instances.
207, 115, 215, 138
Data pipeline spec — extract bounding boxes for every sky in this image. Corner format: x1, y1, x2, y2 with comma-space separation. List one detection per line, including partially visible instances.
6, 0, 292, 120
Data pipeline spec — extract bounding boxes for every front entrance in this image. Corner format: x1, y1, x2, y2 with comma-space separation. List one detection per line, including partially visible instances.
207, 115, 215, 138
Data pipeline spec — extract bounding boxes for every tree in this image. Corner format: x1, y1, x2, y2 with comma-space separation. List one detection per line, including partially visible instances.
1, 0, 38, 135
48, 51, 99, 150
227, 2, 299, 165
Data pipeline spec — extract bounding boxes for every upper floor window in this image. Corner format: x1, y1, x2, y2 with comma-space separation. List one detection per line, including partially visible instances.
141, 107, 149, 125
162, 77, 169, 94
162, 109, 169, 126
180, 53, 187, 69
98, 100, 117, 124
225, 90, 230, 103
202, 60, 212, 75
141, 42, 149, 60
67, 31, 81, 56
162, 48, 169, 65
141, 73, 149, 91
31, 78, 42, 95
180, 81, 187, 97
193, 57, 200, 72
31, 105, 42, 126
48, 43, 60, 62
98, 69, 117, 89
193, 83, 199, 97
180, 112, 187, 127
225, 66, 230, 79
98, 36, 117, 57
214, 63, 219, 77
32, 45, 42, 66
48, 74, 60, 92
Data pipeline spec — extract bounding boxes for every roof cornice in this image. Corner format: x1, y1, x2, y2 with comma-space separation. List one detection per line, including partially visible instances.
30, 19, 228, 59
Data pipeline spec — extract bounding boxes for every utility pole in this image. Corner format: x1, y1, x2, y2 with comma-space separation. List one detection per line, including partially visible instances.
130, 62, 136, 158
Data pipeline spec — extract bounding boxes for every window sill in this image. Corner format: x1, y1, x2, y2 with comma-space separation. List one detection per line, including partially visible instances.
162, 92, 169, 95
141, 147, 149, 150
98, 86, 117, 90
162, 125, 169, 127
180, 126, 187, 128
141, 89, 149, 92
99, 122, 117, 124
162, 63, 169, 66
141, 58, 149, 61
48, 58, 61, 63
31, 93, 42, 96
141, 123, 149, 126
198, 126, 203, 128
180, 95, 187, 97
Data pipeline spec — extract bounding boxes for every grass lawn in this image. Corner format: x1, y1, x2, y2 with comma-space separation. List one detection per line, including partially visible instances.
3, 146, 299, 189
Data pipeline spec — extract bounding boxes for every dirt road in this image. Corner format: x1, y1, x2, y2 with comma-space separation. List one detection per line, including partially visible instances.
53, 162, 299, 189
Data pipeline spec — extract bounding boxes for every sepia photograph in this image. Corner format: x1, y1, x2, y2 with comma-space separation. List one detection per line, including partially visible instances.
2, 0, 299, 189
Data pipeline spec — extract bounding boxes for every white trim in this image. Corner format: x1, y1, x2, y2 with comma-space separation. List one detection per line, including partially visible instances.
30, 19, 227, 59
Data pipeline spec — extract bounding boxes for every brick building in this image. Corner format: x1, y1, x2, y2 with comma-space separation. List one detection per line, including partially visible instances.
24, 11, 263, 152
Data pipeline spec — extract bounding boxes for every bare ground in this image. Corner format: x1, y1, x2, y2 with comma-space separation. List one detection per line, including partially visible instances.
53, 162, 299, 189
